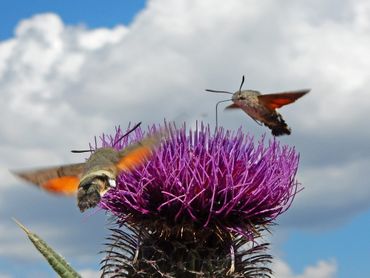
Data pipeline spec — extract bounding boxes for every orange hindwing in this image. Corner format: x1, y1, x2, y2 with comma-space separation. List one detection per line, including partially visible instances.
258, 90, 310, 110
12, 163, 85, 195
116, 132, 165, 172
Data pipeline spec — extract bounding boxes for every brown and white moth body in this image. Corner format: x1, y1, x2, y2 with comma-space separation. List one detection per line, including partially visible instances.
206, 76, 310, 136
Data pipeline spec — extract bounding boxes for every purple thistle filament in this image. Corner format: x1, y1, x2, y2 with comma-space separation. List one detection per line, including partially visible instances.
99, 122, 299, 239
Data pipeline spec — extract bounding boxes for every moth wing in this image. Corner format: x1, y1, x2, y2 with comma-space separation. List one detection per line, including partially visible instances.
258, 89, 310, 110
116, 131, 165, 172
12, 163, 85, 196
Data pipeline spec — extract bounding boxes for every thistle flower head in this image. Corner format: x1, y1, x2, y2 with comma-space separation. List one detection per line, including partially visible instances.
99, 122, 299, 240
98, 122, 300, 277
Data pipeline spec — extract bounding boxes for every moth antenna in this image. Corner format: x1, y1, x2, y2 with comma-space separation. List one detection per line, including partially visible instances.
71, 149, 94, 153
205, 89, 233, 95
72, 135, 96, 153
215, 99, 232, 130
71, 122, 142, 153
239, 75, 245, 92
113, 121, 142, 147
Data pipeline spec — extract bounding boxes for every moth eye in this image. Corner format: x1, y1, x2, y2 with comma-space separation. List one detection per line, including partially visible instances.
108, 179, 117, 188
239, 95, 246, 100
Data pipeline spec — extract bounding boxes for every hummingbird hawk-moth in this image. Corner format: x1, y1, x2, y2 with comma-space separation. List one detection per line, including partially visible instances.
12, 124, 165, 212
206, 76, 310, 136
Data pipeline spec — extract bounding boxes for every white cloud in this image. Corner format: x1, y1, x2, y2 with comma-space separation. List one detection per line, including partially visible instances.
78, 269, 101, 278
272, 258, 337, 278
280, 157, 370, 229
1, 0, 370, 263
279, 4, 370, 130
77, 26, 127, 50
0, 13, 114, 152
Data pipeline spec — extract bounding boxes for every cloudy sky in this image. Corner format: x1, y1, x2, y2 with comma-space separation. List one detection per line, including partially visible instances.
1, 0, 369, 277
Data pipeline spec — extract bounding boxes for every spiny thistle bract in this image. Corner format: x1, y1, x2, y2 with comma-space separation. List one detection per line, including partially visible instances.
98, 122, 299, 277
13, 219, 81, 278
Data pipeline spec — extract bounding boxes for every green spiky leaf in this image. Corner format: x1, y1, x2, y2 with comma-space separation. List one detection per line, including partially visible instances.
13, 218, 81, 278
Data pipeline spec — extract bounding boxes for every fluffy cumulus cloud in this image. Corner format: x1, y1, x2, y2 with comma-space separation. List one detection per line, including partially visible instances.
0, 13, 127, 148
1, 0, 370, 266
78, 269, 101, 278
281, 157, 370, 229
273, 258, 337, 278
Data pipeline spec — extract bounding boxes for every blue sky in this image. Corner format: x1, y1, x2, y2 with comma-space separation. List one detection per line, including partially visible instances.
0, 0, 146, 40
1, 0, 370, 277
281, 210, 370, 277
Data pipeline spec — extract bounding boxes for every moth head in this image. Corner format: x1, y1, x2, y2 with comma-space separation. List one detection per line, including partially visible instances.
232, 91, 246, 101
77, 172, 116, 212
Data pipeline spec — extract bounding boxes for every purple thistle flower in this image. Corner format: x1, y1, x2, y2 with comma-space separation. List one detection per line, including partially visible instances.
100, 122, 298, 237
98, 122, 300, 277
